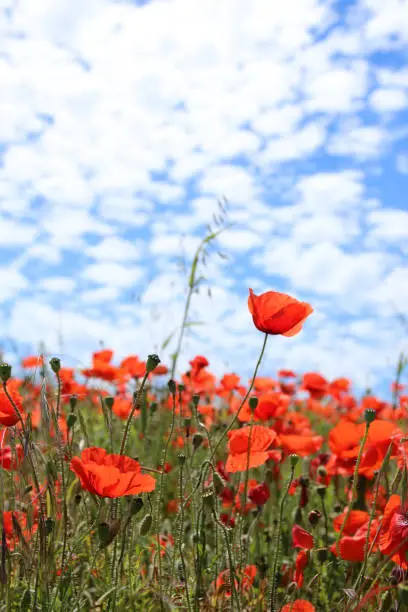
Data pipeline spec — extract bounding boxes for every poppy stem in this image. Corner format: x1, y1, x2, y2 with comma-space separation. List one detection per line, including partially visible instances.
210, 333, 268, 461
119, 372, 149, 456
353, 442, 393, 590
336, 421, 371, 556
269, 461, 296, 612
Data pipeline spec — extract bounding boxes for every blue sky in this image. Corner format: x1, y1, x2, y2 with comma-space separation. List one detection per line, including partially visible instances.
0, 0, 408, 394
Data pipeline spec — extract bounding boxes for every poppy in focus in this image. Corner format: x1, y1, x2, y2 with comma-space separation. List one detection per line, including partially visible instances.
248, 289, 313, 337
70, 447, 156, 498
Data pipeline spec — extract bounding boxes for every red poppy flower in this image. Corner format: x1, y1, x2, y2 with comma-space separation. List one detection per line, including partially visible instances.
226, 425, 277, 473
0, 445, 24, 470
189, 355, 209, 374
331, 519, 379, 562
70, 447, 156, 498
248, 289, 313, 337
280, 600, 315, 612
292, 525, 314, 550
333, 510, 369, 536
248, 482, 270, 506
379, 495, 408, 568
0, 381, 23, 427
279, 434, 323, 457
120, 356, 146, 379
302, 373, 328, 400
294, 550, 308, 588
21, 355, 44, 369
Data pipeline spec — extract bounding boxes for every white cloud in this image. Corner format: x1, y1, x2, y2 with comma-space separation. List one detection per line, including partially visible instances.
370, 88, 408, 112
0, 268, 28, 302
0, 218, 36, 246
82, 262, 143, 287
86, 236, 142, 262
328, 125, 386, 159
39, 276, 76, 292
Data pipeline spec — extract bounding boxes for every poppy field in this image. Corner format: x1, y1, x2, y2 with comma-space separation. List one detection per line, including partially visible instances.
0, 288, 407, 612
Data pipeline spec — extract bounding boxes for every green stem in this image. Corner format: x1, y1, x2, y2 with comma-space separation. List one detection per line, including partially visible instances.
336, 422, 371, 554
210, 334, 268, 461
269, 463, 296, 612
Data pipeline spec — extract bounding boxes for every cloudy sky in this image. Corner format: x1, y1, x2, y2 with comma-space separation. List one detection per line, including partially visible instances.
1, 0, 408, 393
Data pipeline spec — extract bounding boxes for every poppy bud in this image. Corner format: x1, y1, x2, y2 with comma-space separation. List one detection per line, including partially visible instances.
178, 454, 186, 466
45, 517, 54, 535
248, 482, 270, 506
294, 507, 302, 523
317, 466, 327, 478
308, 510, 322, 526
213, 471, 226, 495
0, 362, 11, 383
290, 454, 299, 469
249, 396, 259, 412
192, 394, 200, 407
364, 409, 376, 424
150, 402, 158, 413
265, 468, 274, 484
49, 357, 61, 374
104, 396, 114, 410
126, 497, 143, 516
316, 485, 327, 499
67, 413, 77, 429
98, 519, 121, 548
168, 379, 177, 395
139, 514, 152, 536
192, 433, 203, 450
146, 354, 161, 373
178, 383, 185, 393
69, 395, 77, 411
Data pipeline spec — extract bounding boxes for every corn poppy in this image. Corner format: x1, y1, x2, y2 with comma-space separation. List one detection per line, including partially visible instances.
292, 525, 314, 550
279, 434, 323, 457
379, 495, 408, 568
248, 482, 270, 506
0, 445, 24, 470
70, 447, 156, 498
248, 289, 313, 336
333, 510, 369, 536
226, 425, 277, 472
0, 380, 23, 427
280, 600, 315, 612
21, 355, 44, 369
302, 373, 328, 400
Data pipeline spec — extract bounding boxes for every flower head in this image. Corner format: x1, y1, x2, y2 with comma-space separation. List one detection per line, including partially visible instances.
70, 447, 156, 498
248, 289, 313, 337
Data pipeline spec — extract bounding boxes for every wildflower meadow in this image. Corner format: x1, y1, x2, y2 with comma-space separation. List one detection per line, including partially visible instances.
0, 243, 407, 612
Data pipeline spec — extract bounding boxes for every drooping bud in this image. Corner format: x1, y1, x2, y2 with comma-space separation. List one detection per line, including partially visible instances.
192, 433, 203, 450
308, 510, 322, 526
129, 496, 144, 516
139, 514, 152, 536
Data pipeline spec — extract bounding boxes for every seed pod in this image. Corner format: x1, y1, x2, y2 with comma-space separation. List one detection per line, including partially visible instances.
139, 514, 152, 536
